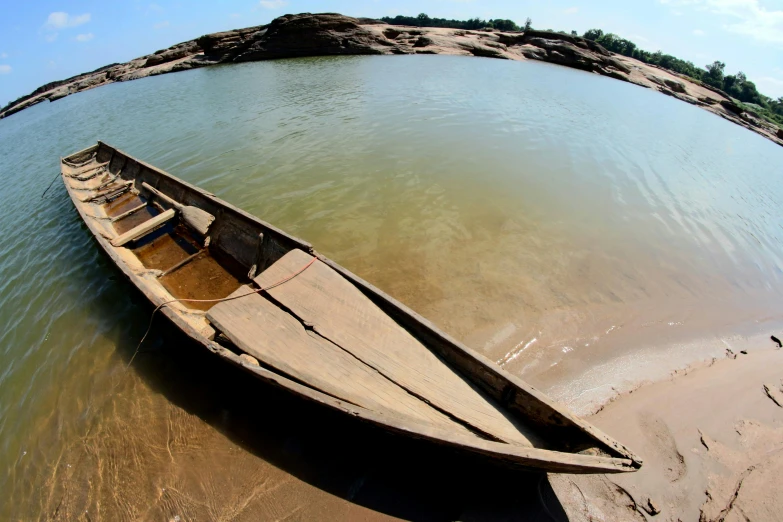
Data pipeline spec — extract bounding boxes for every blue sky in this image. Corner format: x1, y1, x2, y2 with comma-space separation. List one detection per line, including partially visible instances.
1, 0, 782, 105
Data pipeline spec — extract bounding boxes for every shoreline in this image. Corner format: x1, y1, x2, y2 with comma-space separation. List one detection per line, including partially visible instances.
536, 325, 783, 417
550, 340, 783, 520
1, 13, 782, 148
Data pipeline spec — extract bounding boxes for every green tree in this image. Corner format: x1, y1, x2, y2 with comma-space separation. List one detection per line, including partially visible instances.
523, 17, 532, 32
773, 98, 783, 118
736, 79, 762, 104
582, 28, 604, 41
417, 13, 430, 26
490, 19, 520, 31
705, 60, 726, 88
466, 17, 485, 29
723, 73, 739, 93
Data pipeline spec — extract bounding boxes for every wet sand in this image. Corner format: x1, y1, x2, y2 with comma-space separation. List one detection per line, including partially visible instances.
551, 333, 783, 521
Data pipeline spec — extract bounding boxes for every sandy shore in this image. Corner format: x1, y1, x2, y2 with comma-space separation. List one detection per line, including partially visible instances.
550, 333, 783, 521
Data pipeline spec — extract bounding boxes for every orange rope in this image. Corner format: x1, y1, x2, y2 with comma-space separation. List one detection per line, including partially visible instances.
128, 255, 317, 368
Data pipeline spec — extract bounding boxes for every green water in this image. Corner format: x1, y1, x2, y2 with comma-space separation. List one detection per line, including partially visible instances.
1, 55, 783, 519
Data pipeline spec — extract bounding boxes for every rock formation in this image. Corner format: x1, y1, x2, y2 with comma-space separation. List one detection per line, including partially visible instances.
1, 12, 781, 147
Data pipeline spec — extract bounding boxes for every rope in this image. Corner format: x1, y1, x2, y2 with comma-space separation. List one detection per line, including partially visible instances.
127, 255, 317, 368
41, 171, 62, 199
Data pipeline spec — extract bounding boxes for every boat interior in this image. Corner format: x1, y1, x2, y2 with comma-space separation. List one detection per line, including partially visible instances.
61, 142, 640, 472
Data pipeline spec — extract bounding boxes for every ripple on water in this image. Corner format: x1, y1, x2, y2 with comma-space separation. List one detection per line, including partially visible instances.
1, 55, 783, 519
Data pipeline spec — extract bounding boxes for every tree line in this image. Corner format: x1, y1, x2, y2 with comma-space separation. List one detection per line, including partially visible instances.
380, 14, 531, 33
379, 14, 782, 128
581, 29, 782, 125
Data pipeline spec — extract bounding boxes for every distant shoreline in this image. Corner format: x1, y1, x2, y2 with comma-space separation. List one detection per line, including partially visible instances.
2, 12, 782, 147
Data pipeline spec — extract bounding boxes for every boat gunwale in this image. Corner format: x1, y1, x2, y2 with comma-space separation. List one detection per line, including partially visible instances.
319, 255, 643, 466
97, 140, 314, 254
220, 346, 637, 473
60, 141, 641, 474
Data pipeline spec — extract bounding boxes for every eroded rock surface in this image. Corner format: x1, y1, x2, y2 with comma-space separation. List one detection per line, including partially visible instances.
2, 12, 781, 147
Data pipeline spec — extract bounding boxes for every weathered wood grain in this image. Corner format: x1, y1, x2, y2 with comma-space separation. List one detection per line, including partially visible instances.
67, 161, 109, 179
142, 182, 214, 236
254, 249, 536, 447
75, 180, 132, 202
158, 250, 205, 278
110, 208, 176, 246
215, 338, 635, 473
110, 202, 148, 222
74, 167, 108, 182
207, 286, 478, 435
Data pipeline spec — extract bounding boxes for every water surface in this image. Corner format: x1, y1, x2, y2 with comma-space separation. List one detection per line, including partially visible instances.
1, 55, 783, 519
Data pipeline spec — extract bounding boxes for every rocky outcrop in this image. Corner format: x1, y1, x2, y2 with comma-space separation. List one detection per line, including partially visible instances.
1, 12, 780, 147
524, 30, 612, 56
231, 13, 390, 61
519, 35, 630, 75
144, 41, 201, 68
720, 99, 744, 115
0, 63, 119, 117
196, 26, 265, 62
664, 79, 686, 93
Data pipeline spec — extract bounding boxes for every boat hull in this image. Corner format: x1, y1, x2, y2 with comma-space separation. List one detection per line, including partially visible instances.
60, 141, 642, 474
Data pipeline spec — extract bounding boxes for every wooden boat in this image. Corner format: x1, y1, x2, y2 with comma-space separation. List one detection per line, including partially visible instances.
60, 141, 642, 474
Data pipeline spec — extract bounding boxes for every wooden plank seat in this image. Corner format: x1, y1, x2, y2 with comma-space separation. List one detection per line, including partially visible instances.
206, 285, 478, 436
248, 249, 536, 447
111, 208, 176, 247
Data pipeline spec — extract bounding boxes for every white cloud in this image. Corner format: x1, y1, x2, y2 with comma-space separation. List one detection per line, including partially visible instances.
0, 65, 11, 74
154, 21, 170, 29
563, 7, 579, 14
45, 12, 91, 29
693, 28, 706, 35
42, 11, 90, 43
660, 0, 783, 45
0, 53, 7, 59
75, 33, 94, 42
259, 0, 288, 9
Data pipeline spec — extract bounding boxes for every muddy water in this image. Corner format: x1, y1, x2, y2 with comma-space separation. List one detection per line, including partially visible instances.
1, 55, 783, 519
